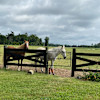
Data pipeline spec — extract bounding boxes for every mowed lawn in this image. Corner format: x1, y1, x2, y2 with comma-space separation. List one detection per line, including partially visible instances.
0, 69, 100, 100
1, 45, 100, 99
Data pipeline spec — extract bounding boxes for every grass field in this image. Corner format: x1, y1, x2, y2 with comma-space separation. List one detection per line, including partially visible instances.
0, 69, 100, 100
1, 45, 100, 99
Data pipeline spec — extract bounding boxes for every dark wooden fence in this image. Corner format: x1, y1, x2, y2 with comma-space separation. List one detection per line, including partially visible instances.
71, 48, 100, 77
4, 46, 48, 74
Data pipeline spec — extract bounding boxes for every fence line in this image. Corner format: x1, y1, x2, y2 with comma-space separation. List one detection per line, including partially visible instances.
4, 46, 48, 74
71, 48, 100, 77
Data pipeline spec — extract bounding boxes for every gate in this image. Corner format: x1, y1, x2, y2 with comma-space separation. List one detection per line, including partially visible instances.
71, 48, 100, 77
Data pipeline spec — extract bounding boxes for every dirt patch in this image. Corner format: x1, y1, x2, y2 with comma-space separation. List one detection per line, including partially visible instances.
0, 65, 84, 77
54, 68, 84, 77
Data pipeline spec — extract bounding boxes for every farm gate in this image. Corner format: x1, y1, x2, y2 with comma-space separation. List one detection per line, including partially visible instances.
71, 48, 100, 77
4, 46, 48, 74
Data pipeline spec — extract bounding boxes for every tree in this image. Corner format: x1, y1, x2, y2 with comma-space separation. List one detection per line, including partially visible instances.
39, 38, 43, 46
6, 31, 15, 44
0, 34, 7, 44
0, 32, 44, 46
45, 37, 49, 46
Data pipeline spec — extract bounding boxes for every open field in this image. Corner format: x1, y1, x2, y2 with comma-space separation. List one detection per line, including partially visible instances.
1, 45, 100, 99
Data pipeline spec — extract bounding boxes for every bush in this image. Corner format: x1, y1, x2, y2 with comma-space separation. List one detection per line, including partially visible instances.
77, 72, 100, 82
81, 72, 100, 82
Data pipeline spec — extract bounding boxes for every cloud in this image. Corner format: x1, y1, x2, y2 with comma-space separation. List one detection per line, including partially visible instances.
0, 0, 100, 45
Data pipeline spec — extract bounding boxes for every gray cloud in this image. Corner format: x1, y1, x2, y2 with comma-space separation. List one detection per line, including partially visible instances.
0, 0, 100, 45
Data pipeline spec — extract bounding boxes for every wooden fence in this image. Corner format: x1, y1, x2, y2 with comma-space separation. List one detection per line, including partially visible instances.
4, 46, 48, 74
71, 48, 100, 77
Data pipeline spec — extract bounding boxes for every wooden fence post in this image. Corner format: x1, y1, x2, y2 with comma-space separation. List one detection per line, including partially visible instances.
45, 38, 48, 74
4, 46, 7, 69
71, 48, 76, 77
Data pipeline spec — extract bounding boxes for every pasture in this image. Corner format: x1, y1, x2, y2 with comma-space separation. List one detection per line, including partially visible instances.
1, 45, 100, 99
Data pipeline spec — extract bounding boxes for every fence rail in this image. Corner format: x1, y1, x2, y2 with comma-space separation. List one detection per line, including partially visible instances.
71, 48, 100, 77
4, 46, 48, 74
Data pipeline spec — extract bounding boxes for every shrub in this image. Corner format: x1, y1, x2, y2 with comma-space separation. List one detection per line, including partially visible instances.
81, 72, 100, 82
77, 72, 100, 82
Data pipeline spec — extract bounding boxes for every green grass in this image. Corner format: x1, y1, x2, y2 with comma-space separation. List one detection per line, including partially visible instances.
0, 69, 100, 100
1, 45, 100, 99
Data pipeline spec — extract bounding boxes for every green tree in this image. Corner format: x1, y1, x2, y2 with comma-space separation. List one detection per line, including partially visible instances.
6, 31, 15, 44
45, 37, 49, 46
0, 34, 7, 44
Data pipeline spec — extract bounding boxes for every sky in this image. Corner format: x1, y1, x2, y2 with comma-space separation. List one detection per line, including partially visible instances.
0, 0, 100, 45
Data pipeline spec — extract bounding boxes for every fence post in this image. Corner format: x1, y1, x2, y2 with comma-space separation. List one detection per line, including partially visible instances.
45, 38, 48, 74
71, 48, 76, 77
4, 46, 7, 69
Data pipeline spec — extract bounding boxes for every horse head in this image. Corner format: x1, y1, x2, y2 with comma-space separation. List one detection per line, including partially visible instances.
61, 45, 66, 59
25, 40, 29, 49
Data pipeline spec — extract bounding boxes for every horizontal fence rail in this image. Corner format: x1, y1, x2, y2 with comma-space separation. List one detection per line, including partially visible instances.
71, 48, 100, 77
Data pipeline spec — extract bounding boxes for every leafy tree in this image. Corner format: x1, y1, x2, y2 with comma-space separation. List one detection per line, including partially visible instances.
6, 31, 15, 44
45, 37, 49, 46
0, 34, 7, 44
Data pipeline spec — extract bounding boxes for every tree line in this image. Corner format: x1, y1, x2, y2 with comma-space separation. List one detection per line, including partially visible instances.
0, 31, 100, 47
0, 31, 45, 46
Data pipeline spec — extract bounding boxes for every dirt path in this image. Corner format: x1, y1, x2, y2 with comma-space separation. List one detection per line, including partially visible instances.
0, 65, 84, 77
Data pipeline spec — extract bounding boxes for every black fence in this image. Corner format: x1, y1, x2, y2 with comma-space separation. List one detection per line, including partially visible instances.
4, 46, 48, 74
71, 48, 100, 77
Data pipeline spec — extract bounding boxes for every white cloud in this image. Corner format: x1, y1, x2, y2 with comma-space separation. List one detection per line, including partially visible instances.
0, 0, 100, 45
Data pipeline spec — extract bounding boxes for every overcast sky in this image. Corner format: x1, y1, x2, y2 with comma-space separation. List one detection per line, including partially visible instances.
0, 0, 100, 45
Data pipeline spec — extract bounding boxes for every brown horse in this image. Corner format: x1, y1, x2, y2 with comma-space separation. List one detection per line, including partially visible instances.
6, 40, 29, 71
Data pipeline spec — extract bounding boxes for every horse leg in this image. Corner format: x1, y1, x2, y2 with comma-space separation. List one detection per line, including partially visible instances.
49, 60, 52, 74
49, 68, 51, 74
41, 59, 43, 73
20, 59, 23, 71
50, 60, 54, 75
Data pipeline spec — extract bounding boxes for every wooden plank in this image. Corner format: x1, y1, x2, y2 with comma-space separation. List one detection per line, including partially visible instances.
7, 53, 45, 60
7, 57, 44, 64
6, 48, 46, 53
45, 47, 48, 74
76, 56, 97, 63
76, 62, 97, 67
6, 63, 45, 67
7, 58, 20, 61
6, 52, 23, 58
71, 49, 76, 77
76, 53, 100, 56
26, 53, 44, 58
4, 46, 7, 68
